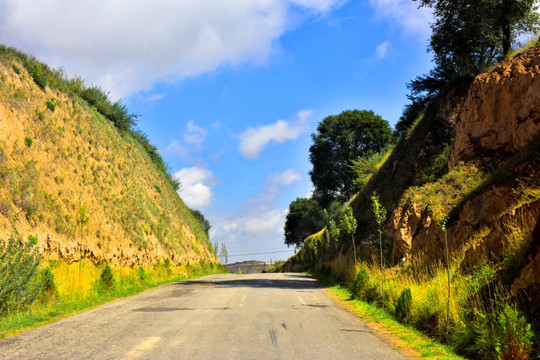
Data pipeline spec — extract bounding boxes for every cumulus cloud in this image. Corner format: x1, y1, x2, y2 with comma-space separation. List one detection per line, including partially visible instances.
239, 110, 312, 159
0, 0, 346, 98
175, 167, 216, 209
369, 0, 432, 35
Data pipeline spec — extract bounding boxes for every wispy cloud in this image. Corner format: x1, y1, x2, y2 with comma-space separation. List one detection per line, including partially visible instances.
369, 0, 432, 35
375, 41, 390, 59
239, 110, 312, 159
183, 120, 207, 149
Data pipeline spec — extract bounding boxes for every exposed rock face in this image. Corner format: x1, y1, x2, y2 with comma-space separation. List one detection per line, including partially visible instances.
390, 47, 540, 266
451, 47, 540, 164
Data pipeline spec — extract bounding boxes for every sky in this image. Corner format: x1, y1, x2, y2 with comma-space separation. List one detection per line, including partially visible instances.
0, 0, 433, 263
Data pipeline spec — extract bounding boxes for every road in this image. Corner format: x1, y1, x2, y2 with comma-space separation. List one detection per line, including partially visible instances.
0, 273, 407, 359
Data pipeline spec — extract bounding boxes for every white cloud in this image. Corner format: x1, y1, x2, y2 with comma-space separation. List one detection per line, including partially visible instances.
183, 121, 207, 149
165, 140, 190, 160
375, 41, 390, 58
269, 169, 302, 186
0, 0, 346, 98
239, 109, 312, 159
175, 167, 216, 209
369, 0, 432, 35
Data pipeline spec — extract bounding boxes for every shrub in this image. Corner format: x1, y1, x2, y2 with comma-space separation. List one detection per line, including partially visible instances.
22, 59, 47, 88
350, 267, 369, 298
39, 267, 57, 302
0, 234, 43, 316
137, 267, 148, 282
24, 137, 33, 147
46, 100, 56, 112
395, 288, 413, 323
97, 264, 115, 293
495, 304, 533, 360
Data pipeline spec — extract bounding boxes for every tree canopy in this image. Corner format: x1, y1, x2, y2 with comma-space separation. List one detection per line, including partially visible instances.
284, 198, 326, 248
410, 0, 539, 98
309, 110, 394, 205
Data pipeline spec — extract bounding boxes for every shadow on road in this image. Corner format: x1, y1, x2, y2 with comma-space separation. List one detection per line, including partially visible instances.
176, 275, 322, 291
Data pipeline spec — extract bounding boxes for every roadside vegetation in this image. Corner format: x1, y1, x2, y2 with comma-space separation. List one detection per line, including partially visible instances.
282, 1, 540, 358
0, 232, 226, 339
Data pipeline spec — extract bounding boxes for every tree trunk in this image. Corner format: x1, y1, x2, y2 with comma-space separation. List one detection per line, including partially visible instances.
501, 0, 512, 57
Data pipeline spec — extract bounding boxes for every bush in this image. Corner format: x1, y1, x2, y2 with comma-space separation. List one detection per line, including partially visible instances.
495, 304, 533, 360
39, 267, 57, 302
97, 264, 115, 293
0, 234, 43, 316
395, 288, 413, 323
45, 100, 56, 112
350, 267, 369, 298
22, 59, 47, 89
24, 137, 33, 148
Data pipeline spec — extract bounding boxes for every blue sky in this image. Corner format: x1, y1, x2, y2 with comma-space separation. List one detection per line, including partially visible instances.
0, 0, 433, 262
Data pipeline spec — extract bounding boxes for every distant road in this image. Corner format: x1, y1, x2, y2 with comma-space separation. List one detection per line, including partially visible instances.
0, 273, 407, 359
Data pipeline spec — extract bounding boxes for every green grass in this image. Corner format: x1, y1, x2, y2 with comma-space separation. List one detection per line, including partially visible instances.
0, 262, 227, 339
327, 284, 464, 360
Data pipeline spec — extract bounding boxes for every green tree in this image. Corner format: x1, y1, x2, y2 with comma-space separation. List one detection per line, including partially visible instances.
349, 151, 388, 193
410, 0, 539, 98
284, 198, 325, 248
371, 193, 387, 300
219, 243, 228, 264
309, 110, 394, 206
341, 205, 358, 265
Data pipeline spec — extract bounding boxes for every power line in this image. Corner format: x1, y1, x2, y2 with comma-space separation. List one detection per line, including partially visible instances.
227, 250, 293, 257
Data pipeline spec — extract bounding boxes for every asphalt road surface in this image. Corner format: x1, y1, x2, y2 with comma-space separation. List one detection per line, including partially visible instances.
0, 273, 407, 359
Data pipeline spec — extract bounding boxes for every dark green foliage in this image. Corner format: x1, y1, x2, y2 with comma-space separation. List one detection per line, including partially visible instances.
45, 100, 55, 112
189, 208, 211, 237
411, 0, 539, 99
21, 58, 47, 89
24, 137, 33, 148
11, 65, 21, 75
395, 288, 413, 323
154, 185, 162, 194
309, 110, 394, 205
395, 96, 428, 138
350, 267, 369, 298
79, 86, 138, 132
38, 267, 57, 301
0, 234, 43, 316
97, 264, 115, 293
284, 198, 325, 247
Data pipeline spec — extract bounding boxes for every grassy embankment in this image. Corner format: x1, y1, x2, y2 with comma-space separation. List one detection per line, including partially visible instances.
0, 44, 214, 263
0, 258, 226, 339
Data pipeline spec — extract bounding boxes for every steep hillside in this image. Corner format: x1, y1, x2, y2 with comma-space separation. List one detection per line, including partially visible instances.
0, 46, 216, 266
282, 45, 540, 356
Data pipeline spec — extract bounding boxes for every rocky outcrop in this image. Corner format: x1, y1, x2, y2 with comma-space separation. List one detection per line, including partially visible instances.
451, 47, 540, 164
